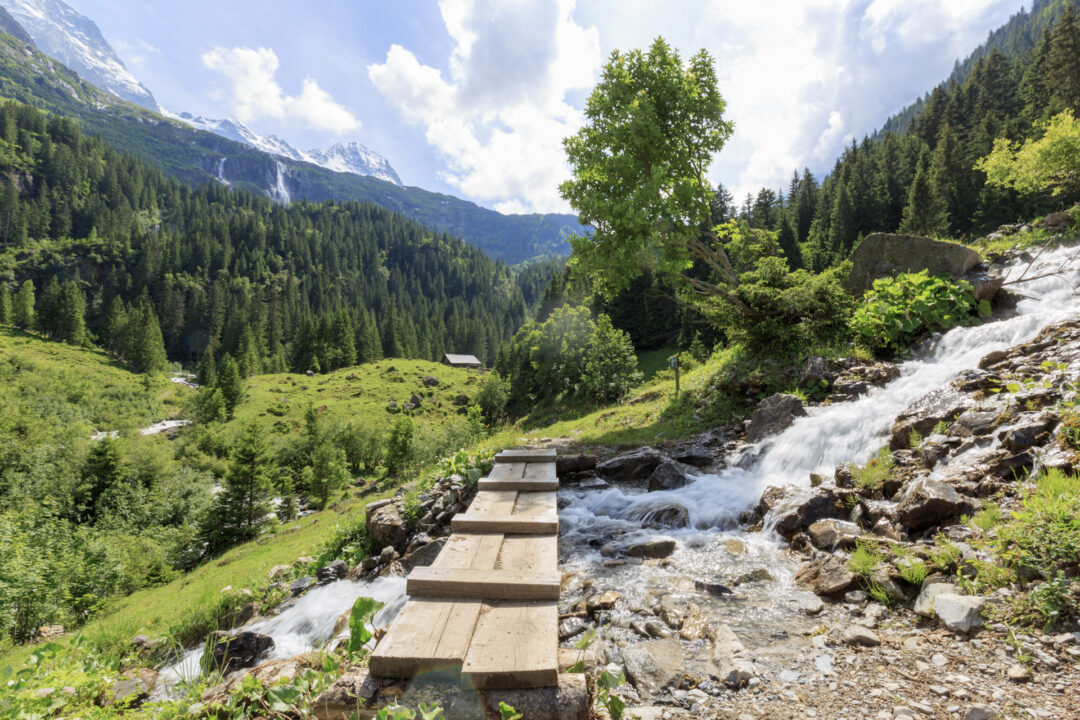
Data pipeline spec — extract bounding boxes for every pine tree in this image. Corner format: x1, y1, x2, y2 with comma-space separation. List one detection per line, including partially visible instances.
0, 283, 10, 324
200, 422, 274, 555
776, 214, 803, 269
197, 349, 217, 388
38, 277, 62, 339
101, 296, 127, 356
827, 181, 857, 253
900, 148, 949, 237
125, 299, 167, 373
1047, 4, 1080, 111
12, 279, 33, 330
217, 354, 244, 417
59, 280, 86, 345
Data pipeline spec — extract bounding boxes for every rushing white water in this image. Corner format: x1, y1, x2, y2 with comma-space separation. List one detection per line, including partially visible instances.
272, 161, 290, 204
160, 576, 407, 687
570, 245, 1080, 533
216, 157, 230, 186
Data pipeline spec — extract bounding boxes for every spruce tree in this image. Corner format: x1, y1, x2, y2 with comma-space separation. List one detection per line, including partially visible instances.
1047, 5, 1080, 111
900, 148, 949, 237
217, 354, 244, 417
59, 280, 86, 345
0, 283, 10, 324
827, 181, 857, 253
12, 279, 33, 330
201, 422, 274, 555
125, 300, 168, 373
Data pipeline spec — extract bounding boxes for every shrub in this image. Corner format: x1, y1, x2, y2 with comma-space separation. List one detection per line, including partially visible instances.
851, 271, 987, 352
475, 371, 510, 424
335, 421, 384, 473
384, 417, 415, 476
582, 315, 642, 404
848, 541, 883, 577
852, 447, 894, 490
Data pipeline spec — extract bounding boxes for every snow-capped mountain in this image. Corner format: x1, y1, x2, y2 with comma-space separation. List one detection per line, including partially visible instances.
0, 0, 155, 109
304, 142, 402, 186
164, 110, 402, 186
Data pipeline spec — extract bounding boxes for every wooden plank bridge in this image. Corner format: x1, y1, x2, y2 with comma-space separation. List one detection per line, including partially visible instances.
370, 448, 561, 691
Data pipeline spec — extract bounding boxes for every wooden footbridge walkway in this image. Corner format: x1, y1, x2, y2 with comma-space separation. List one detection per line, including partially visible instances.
370, 449, 561, 690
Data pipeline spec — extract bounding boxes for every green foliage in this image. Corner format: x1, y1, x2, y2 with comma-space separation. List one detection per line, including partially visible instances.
346, 596, 385, 654
595, 668, 627, 720
977, 110, 1080, 197
560, 37, 733, 299
896, 554, 930, 586
582, 314, 642, 404
929, 534, 964, 571
851, 271, 979, 352
1059, 409, 1080, 450
474, 371, 510, 424
498, 702, 523, 720
199, 422, 275, 557
12, 279, 32, 329
335, 421, 385, 474
967, 504, 1003, 533
385, 416, 415, 476
848, 541, 884, 577
851, 448, 895, 490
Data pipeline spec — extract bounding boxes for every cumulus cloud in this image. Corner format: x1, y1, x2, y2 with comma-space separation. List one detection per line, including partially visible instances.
202, 46, 358, 134
368, 0, 601, 213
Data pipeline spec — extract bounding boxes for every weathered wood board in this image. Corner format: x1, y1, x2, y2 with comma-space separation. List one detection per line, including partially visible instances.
461, 601, 559, 689
407, 567, 560, 600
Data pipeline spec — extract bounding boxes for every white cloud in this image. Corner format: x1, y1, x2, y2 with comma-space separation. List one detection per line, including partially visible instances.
202, 46, 359, 134
368, 0, 601, 213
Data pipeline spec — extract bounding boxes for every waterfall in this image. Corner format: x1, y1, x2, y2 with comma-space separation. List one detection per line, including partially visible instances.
216, 157, 229, 185
272, 161, 290, 204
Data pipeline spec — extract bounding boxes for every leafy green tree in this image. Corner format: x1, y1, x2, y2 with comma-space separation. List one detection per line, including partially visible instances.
475, 371, 510, 425
200, 423, 274, 554
12, 279, 33, 330
976, 110, 1080, 197
582, 314, 642, 404
385, 416, 415, 476
560, 38, 746, 312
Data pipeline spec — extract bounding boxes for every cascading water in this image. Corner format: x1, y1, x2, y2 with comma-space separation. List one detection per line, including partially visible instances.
216, 157, 230, 186
558, 244, 1080, 663
158, 576, 406, 691
272, 161, 290, 204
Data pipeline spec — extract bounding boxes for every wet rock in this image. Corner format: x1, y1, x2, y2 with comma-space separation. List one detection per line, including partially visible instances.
629, 501, 690, 529
897, 478, 968, 531
964, 272, 1004, 302
311, 668, 383, 719
934, 593, 986, 633
317, 559, 347, 583
597, 447, 664, 483
694, 580, 734, 597
766, 487, 848, 539
987, 450, 1035, 480
949, 409, 1000, 437
745, 393, 806, 442
366, 502, 409, 553
622, 638, 685, 700
678, 604, 710, 641
794, 591, 824, 615
647, 460, 692, 492
832, 379, 869, 396
732, 568, 775, 585
674, 445, 713, 467
999, 418, 1057, 453
206, 631, 274, 674
834, 463, 856, 488
556, 454, 597, 475
794, 555, 856, 596
890, 389, 970, 450
841, 625, 881, 646
724, 538, 746, 555
587, 591, 620, 614
559, 616, 589, 640
627, 538, 677, 559
290, 576, 315, 596
799, 355, 836, 389
844, 233, 980, 294
807, 519, 861, 550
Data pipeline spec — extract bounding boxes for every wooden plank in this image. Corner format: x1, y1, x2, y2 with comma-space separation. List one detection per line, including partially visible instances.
522, 462, 557, 483
495, 449, 556, 463
464, 489, 518, 517
511, 490, 558, 519
452, 514, 558, 534
433, 532, 503, 570
488, 463, 527, 480
461, 602, 559, 689
478, 476, 558, 491
407, 567, 560, 601
369, 598, 482, 677
497, 534, 557, 574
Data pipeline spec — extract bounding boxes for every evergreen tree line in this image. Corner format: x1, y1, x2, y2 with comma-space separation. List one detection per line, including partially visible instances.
722, 5, 1080, 273
0, 100, 549, 373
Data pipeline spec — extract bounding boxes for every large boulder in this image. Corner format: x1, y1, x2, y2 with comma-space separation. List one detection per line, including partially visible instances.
596, 447, 664, 483
794, 554, 856, 596
366, 502, 409, 553
844, 233, 981, 294
807, 519, 862, 550
897, 478, 968, 531
745, 394, 806, 442
890, 388, 971, 450
647, 460, 691, 492
205, 631, 274, 675
760, 486, 848, 539
621, 638, 684, 700
556, 454, 597, 475
628, 500, 690, 529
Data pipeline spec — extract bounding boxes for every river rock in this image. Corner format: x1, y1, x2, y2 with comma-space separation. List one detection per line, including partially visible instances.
897, 478, 967, 531
794, 591, 824, 615
556, 454, 597, 475
949, 409, 999, 437
629, 501, 690, 529
807, 519, 861, 550
675, 445, 713, 467
206, 631, 274, 674
844, 233, 980, 294
106, 669, 158, 708
400, 537, 446, 570
712, 624, 756, 687
559, 616, 589, 640
890, 388, 971, 450
913, 581, 956, 617
366, 502, 409, 553
647, 460, 691, 492
794, 554, 856, 596
627, 538, 677, 559
999, 417, 1057, 453
290, 576, 315, 596
597, 447, 664, 483
841, 625, 881, 646
745, 393, 806, 442
768, 487, 848, 539
311, 668, 383, 720
934, 593, 986, 633
963, 272, 1004, 302
317, 560, 347, 583
622, 638, 685, 700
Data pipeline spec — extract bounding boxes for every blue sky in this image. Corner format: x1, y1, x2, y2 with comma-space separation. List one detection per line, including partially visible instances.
67, 0, 1028, 214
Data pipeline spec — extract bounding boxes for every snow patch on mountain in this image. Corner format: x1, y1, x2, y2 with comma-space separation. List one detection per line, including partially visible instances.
163, 110, 402, 186
0, 0, 155, 109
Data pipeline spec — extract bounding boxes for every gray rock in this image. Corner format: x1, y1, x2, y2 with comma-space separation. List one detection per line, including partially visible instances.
290, 576, 315, 596
799, 356, 836, 389
841, 626, 880, 647
311, 668, 382, 718
628, 501, 689, 529
559, 616, 589, 641
597, 447, 665, 483
694, 580, 734, 597
746, 393, 806, 442
366, 502, 409, 552
480, 675, 589, 720
317, 559, 347, 583
762, 486, 849, 539
999, 418, 1057, 453
626, 538, 677, 559
421, 376, 439, 387
1041, 210, 1072, 230
675, 445, 713, 467
647, 460, 692, 492
712, 625, 756, 687
897, 478, 967, 531
934, 593, 986, 633
794, 591, 824, 615
890, 389, 971, 450
732, 568, 774, 586
794, 554, 856, 596
844, 233, 980, 294
978, 349, 1009, 370
870, 568, 908, 604
556, 454, 597, 475
622, 638, 684, 699
964, 704, 995, 720
1006, 664, 1030, 682
913, 582, 955, 617
807, 519, 861, 550
949, 410, 999, 437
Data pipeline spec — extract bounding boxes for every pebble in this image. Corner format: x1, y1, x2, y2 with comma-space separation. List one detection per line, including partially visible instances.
929, 685, 949, 697
931, 654, 948, 667
965, 705, 995, 720
841, 626, 881, 647
1006, 664, 1030, 682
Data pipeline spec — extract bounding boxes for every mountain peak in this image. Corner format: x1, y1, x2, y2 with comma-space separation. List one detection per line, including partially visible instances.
0, 0, 155, 109
305, 141, 402, 186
